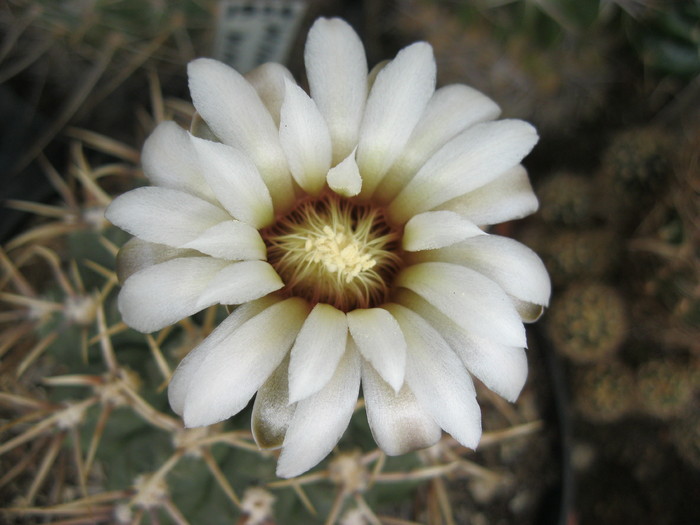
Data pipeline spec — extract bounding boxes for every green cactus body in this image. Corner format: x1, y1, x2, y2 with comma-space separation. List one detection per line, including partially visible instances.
538, 230, 619, 289
546, 282, 628, 363
574, 361, 636, 423
635, 360, 695, 420
536, 172, 595, 228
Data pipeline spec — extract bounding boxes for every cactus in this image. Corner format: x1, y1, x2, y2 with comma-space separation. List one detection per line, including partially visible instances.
573, 361, 636, 423
0, 27, 549, 525
635, 359, 695, 420
596, 126, 673, 230
0, 129, 549, 523
531, 229, 620, 289
536, 172, 595, 228
546, 282, 627, 364
626, 123, 700, 350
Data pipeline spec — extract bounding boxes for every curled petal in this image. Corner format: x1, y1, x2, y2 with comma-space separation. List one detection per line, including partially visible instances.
327, 148, 362, 197
403, 211, 484, 251
362, 361, 441, 456
276, 341, 361, 478
511, 296, 546, 323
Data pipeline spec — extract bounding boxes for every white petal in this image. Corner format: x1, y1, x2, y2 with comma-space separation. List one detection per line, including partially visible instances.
402, 211, 485, 251
190, 112, 218, 141
457, 336, 528, 403
252, 354, 295, 450
346, 308, 406, 392
356, 42, 436, 198
279, 78, 332, 196
182, 220, 266, 261
410, 235, 551, 307
288, 304, 348, 403
367, 59, 389, 89
389, 120, 538, 224
386, 304, 481, 449
327, 148, 362, 197
276, 342, 361, 478
397, 290, 528, 402
395, 262, 526, 347
141, 121, 215, 202
116, 238, 196, 283
510, 296, 546, 323
190, 136, 274, 228
182, 297, 310, 427
361, 361, 441, 455
436, 165, 539, 225
245, 62, 294, 127
374, 84, 500, 203
118, 257, 228, 333
187, 58, 294, 211
106, 187, 229, 247
196, 260, 283, 308
305, 18, 367, 164
168, 296, 279, 415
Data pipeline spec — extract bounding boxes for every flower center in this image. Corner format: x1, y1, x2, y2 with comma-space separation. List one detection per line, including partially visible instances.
305, 224, 377, 281
262, 195, 403, 311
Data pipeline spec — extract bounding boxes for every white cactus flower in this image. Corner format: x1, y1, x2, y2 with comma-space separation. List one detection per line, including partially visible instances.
106, 17, 550, 478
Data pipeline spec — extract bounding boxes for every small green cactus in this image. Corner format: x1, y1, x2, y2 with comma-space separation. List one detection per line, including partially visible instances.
596, 126, 672, 229
635, 359, 695, 420
536, 172, 595, 227
534, 229, 620, 288
574, 361, 636, 423
600, 127, 671, 193
625, 122, 700, 350
546, 282, 628, 363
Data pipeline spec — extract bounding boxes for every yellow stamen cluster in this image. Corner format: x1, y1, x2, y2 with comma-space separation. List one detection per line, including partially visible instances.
263, 195, 402, 311
304, 225, 377, 283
